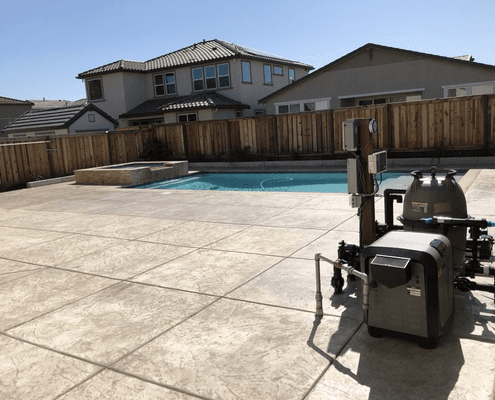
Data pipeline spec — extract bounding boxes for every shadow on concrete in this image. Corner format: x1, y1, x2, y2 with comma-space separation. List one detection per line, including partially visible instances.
307, 277, 476, 399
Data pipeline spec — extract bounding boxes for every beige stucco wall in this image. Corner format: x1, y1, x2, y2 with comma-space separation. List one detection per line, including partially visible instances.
86, 57, 311, 124
261, 48, 495, 114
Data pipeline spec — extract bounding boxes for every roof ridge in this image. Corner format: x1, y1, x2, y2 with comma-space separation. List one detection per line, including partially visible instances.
145, 39, 221, 63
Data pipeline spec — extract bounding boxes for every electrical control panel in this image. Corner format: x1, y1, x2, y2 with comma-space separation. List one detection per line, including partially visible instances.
368, 150, 388, 174
347, 158, 362, 194
342, 119, 360, 151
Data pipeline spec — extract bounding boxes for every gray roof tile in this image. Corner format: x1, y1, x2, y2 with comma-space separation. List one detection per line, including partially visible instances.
2, 104, 118, 134
78, 39, 312, 78
0, 96, 34, 106
119, 92, 249, 119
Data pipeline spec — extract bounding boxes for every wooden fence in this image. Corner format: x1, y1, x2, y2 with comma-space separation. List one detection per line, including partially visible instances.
1, 95, 495, 190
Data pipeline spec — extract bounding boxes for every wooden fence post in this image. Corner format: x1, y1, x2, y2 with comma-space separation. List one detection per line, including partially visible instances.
387, 103, 392, 153
483, 94, 490, 153
107, 131, 114, 165
272, 116, 279, 160
329, 110, 335, 155
45, 136, 55, 178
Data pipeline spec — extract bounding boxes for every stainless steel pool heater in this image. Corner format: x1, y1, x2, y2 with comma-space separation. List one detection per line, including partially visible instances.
314, 118, 495, 348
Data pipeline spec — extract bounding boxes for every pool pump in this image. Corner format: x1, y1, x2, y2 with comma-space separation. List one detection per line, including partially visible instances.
315, 118, 495, 348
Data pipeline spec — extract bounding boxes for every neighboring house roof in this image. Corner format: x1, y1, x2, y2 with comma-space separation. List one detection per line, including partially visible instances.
78, 39, 313, 79
0, 96, 34, 106
2, 103, 118, 134
258, 43, 495, 103
120, 92, 250, 119
29, 99, 87, 110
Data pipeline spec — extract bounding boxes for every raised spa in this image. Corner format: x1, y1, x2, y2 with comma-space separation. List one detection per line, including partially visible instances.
74, 161, 189, 185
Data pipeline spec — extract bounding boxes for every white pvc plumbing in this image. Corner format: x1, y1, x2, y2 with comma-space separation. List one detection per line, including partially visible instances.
314, 253, 370, 316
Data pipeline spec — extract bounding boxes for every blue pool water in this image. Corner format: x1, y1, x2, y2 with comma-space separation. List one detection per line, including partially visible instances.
136, 172, 411, 193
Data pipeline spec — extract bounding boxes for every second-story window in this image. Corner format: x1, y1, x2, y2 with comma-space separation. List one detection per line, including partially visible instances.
192, 63, 230, 91
289, 68, 295, 84
217, 63, 230, 88
242, 61, 251, 83
192, 68, 204, 91
154, 72, 176, 96
205, 66, 216, 89
87, 78, 103, 101
264, 65, 272, 84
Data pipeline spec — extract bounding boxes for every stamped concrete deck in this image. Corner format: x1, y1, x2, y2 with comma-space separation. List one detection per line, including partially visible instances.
1, 170, 494, 399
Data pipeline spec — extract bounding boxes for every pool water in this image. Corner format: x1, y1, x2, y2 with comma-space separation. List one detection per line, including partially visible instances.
136, 172, 410, 193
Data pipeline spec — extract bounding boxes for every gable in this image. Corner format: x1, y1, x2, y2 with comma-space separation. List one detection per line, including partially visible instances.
329, 46, 425, 71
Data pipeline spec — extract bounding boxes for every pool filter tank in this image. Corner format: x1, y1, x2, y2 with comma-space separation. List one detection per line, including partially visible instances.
399, 167, 468, 272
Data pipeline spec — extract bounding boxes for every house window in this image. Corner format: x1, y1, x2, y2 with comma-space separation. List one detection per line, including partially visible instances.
217, 63, 230, 88
242, 61, 251, 83
205, 66, 216, 89
264, 65, 272, 84
178, 113, 197, 122
192, 68, 204, 91
154, 73, 176, 96
88, 114, 96, 122
87, 78, 103, 101
192, 63, 230, 91
254, 109, 266, 116
444, 81, 495, 97
273, 66, 283, 75
290, 104, 300, 113
288, 68, 295, 84
235, 110, 243, 118
275, 97, 331, 114
165, 73, 176, 94
304, 102, 315, 111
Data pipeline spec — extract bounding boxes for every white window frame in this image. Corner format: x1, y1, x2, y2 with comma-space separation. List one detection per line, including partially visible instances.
274, 97, 331, 114
154, 72, 176, 96
241, 61, 251, 83
442, 81, 495, 97
192, 63, 230, 91
217, 63, 230, 88
264, 64, 272, 84
192, 67, 204, 91
288, 68, 295, 84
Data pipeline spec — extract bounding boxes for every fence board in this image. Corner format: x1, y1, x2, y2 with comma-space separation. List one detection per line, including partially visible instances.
2, 95, 495, 190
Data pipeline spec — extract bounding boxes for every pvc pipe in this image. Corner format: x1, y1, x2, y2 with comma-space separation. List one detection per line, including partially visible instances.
314, 253, 370, 316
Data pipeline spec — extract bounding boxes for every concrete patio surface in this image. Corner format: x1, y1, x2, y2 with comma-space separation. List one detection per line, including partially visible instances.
1, 169, 494, 399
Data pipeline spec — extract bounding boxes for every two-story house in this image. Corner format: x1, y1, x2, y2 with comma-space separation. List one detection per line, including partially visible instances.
76, 39, 313, 127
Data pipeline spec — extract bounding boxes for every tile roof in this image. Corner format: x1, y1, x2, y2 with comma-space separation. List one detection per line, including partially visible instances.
162, 92, 250, 111
2, 104, 118, 134
0, 96, 34, 106
120, 92, 250, 119
29, 99, 87, 110
78, 39, 313, 78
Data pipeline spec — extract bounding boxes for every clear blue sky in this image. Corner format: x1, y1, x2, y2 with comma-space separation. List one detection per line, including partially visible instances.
1, 0, 494, 101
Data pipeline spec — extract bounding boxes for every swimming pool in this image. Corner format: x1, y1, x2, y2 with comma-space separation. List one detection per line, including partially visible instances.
136, 172, 410, 193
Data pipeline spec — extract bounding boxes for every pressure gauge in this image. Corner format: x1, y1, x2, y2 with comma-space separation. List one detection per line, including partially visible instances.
369, 119, 377, 134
